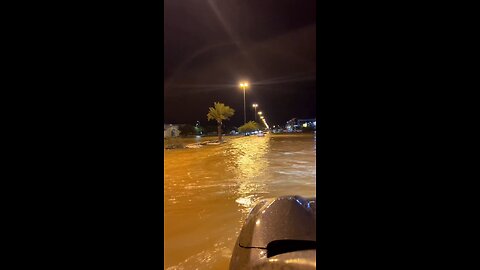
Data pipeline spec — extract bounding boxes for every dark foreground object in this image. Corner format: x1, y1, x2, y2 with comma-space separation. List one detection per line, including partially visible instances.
230, 196, 316, 269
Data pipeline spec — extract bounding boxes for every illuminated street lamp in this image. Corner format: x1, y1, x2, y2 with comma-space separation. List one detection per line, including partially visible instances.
252, 103, 258, 121
239, 82, 249, 124
262, 118, 269, 129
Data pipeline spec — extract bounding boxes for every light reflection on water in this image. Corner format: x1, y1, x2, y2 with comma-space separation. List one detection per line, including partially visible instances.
229, 136, 270, 214
164, 134, 316, 270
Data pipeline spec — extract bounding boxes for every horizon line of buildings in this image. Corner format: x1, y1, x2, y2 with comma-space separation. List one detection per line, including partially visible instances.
285, 118, 316, 132
164, 117, 316, 137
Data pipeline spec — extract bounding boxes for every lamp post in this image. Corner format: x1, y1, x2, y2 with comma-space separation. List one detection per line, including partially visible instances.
260, 115, 268, 129
252, 103, 258, 122
239, 82, 249, 125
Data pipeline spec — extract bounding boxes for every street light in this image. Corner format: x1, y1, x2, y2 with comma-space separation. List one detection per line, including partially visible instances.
252, 103, 258, 122
239, 82, 249, 124
262, 118, 269, 129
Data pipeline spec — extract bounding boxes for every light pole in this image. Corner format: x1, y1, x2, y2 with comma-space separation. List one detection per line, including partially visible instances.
260, 116, 269, 129
252, 103, 258, 122
258, 111, 263, 128
239, 82, 249, 124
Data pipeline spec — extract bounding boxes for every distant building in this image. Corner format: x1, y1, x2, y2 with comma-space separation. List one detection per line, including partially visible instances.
164, 124, 180, 138
298, 118, 316, 129
286, 118, 316, 131
286, 118, 298, 131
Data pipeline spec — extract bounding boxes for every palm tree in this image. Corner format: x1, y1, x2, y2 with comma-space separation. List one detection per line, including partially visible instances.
238, 121, 259, 134
207, 102, 235, 142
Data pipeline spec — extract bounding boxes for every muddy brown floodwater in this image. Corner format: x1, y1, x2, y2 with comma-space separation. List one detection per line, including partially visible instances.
164, 133, 316, 269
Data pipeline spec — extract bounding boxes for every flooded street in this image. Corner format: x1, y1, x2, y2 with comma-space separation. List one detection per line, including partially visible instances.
164, 133, 316, 269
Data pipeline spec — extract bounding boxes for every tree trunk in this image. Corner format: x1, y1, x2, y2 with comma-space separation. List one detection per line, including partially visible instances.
218, 122, 222, 142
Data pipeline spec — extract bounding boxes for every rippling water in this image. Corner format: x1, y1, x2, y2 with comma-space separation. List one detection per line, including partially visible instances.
164, 133, 316, 269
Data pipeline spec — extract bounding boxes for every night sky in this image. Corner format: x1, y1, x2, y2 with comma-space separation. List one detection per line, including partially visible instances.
164, 0, 316, 127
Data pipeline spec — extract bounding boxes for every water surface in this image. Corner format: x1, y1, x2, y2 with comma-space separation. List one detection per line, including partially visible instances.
164, 133, 316, 269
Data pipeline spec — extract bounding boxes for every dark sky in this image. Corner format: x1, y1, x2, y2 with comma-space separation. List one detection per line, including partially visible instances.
164, 0, 316, 127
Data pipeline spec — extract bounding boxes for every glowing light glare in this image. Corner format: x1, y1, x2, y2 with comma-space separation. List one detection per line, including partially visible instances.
239, 81, 249, 88
303, 123, 308, 128
284, 258, 316, 267
252, 103, 258, 108
258, 111, 262, 115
